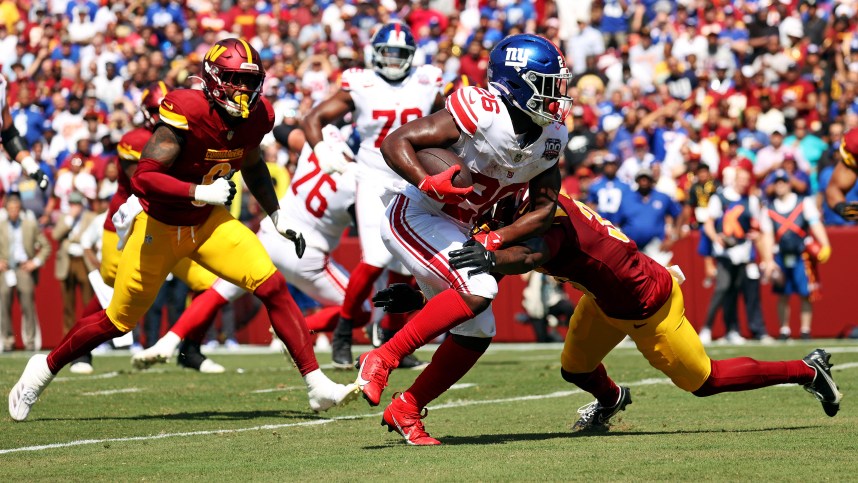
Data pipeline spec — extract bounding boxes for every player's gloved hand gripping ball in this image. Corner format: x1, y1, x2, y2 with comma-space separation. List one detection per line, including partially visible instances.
270, 210, 306, 258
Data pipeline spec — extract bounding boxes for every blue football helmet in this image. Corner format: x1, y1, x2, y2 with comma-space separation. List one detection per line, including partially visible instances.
488, 34, 573, 126
370, 22, 416, 81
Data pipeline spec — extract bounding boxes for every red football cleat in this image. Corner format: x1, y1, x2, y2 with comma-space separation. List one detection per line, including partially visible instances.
355, 350, 397, 406
382, 393, 441, 446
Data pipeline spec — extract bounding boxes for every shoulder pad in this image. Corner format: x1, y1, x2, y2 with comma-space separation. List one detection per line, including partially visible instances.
444, 86, 496, 137
340, 68, 368, 92
414, 64, 443, 87
158, 90, 202, 131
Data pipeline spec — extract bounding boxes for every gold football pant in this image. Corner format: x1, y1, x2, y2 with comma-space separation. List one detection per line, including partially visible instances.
106, 207, 276, 331
560, 279, 712, 392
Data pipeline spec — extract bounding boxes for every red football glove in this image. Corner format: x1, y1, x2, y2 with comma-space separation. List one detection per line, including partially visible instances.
418, 165, 473, 204
473, 230, 503, 251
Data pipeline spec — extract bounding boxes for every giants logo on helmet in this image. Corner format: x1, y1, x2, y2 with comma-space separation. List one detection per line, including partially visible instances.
505, 48, 529, 68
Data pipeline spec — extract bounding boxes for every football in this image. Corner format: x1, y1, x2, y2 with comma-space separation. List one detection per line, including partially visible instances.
416, 148, 472, 189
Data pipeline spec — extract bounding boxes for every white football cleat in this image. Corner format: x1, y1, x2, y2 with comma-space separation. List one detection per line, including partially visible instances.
198, 359, 226, 374
307, 381, 360, 413
69, 362, 94, 374
131, 332, 181, 370
9, 354, 55, 421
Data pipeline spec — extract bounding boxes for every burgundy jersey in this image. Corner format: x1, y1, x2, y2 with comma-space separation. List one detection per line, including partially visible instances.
538, 194, 673, 320
139, 88, 274, 226
107, 127, 152, 232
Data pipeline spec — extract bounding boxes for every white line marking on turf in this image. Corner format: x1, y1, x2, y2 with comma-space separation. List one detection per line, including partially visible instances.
81, 388, 142, 396
3, 364, 855, 456
832, 361, 858, 371
55, 372, 120, 382
251, 386, 303, 394
0, 377, 672, 455
449, 383, 478, 390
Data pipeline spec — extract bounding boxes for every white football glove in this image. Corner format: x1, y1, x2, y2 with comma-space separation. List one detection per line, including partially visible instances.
20, 156, 49, 190
113, 194, 144, 250
313, 140, 350, 175
270, 209, 306, 258
194, 171, 237, 206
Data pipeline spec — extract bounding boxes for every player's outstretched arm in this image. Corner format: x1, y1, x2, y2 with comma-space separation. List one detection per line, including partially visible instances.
301, 90, 354, 174
380, 109, 461, 187
449, 237, 553, 277
492, 163, 561, 246
242, 147, 306, 257
1, 103, 49, 190
826, 161, 858, 220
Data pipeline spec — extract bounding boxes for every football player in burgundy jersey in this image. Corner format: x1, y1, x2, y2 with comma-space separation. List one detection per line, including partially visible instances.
445, 193, 842, 430
301, 22, 443, 370
355, 34, 570, 445
9, 38, 358, 421
826, 127, 858, 221
73, 82, 227, 374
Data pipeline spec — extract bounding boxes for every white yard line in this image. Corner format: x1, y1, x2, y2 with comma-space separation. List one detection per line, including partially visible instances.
250, 386, 304, 394
449, 383, 478, 390
0, 376, 672, 455
2, 360, 855, 456
81, 388, 143, 397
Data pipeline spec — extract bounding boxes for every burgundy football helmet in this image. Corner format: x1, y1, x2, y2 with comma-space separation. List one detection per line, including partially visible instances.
140, 81, 170, 130
201, 38, 265, 119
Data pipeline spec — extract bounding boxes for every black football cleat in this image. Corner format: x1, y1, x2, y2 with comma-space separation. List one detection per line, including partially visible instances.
571, 386, 632, 432
802, 349, 842, 417
178, 341, 225, 373
331, 317, 355, 370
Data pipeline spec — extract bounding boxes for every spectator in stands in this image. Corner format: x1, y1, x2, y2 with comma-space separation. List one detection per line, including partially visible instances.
587, 154, 630, 225
0, 194, 50, 351
761, 170, 831, 341
52, 191, 97, 336
617, 168, 682, 266
701, 168, 774, 344
54, 154, 97, 214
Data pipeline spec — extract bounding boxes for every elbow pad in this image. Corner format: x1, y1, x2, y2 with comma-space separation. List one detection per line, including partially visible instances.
1, 124, 28, 160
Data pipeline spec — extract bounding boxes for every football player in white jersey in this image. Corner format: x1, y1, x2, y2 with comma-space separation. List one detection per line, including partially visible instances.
132, 125, 359, 367
355, 34, 572, 445
0, 74, 50, 190
301, 22, 444, 369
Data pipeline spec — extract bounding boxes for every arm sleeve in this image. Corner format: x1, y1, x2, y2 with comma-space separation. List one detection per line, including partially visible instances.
131, 158, 193, 200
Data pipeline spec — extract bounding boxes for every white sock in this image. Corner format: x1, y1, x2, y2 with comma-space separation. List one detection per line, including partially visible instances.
159, 331, 182, 352
303, 369, 332, 390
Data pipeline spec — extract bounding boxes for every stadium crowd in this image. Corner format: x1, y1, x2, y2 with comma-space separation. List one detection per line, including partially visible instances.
0, 0, 856, 350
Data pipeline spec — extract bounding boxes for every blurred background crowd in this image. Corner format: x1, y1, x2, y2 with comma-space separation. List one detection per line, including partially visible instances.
0, 0, 856, 351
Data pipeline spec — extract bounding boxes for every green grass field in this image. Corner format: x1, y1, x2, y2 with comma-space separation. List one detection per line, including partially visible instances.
0, 341, 855, 481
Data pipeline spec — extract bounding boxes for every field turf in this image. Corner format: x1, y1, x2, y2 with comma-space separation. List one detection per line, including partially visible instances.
0, 341, 855, 481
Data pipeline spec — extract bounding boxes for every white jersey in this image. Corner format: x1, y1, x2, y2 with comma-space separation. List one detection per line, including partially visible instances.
404, 85, 567, 229
342, 65, 443, 187
261, 135, 356, 253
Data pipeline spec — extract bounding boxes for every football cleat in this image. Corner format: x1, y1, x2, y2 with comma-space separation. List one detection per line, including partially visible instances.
382, 393, 441, 446
331, 318, 354, 370
307, 381, 360, 413
571, 386, 632, 432
397, 354, 428, 370
69, 362, 94, 375
178, 341, 225, 374
132, 332, 181, 370
355, 350, 398, 406
8, 354, 55, 421
802, 349, 842, 417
